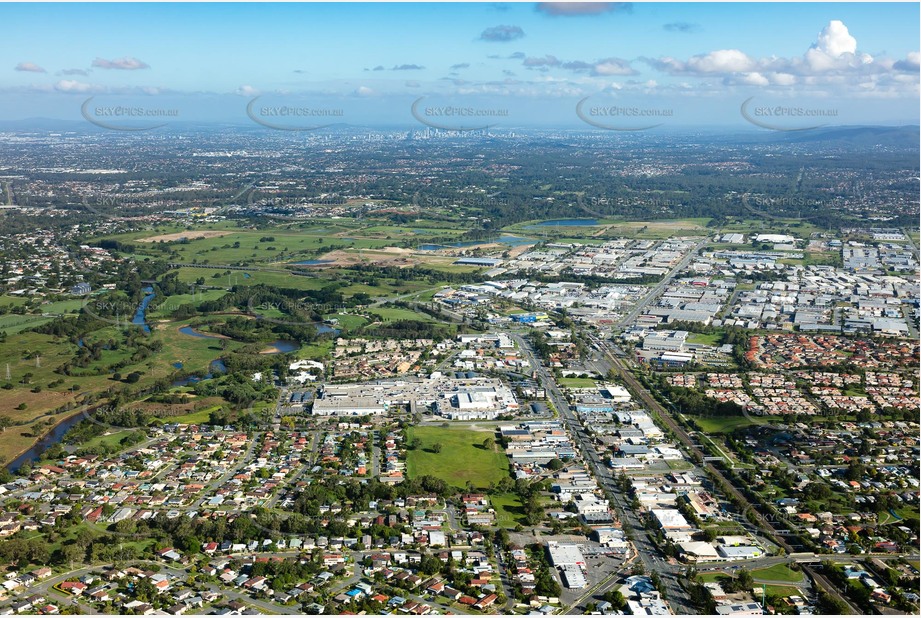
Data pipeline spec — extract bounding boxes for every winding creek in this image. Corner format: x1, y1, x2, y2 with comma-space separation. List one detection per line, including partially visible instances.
8, 294, 339, 471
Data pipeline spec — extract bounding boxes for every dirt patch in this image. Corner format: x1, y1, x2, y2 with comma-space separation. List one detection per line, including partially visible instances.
506, 243, 534, 258
303, 247, 420, 268
137, 230, 233, 243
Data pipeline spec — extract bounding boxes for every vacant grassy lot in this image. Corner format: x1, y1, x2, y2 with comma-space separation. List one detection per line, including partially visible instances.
405, 426, 509, 490
751, 564, 803, 583
558, 377, 597, 388
491, 492, 527, 528
687, 332, 723, 346
371, 307, 439, 323
691, 415, 778, 434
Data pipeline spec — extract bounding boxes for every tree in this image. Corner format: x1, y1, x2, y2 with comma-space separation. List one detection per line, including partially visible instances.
482, 437, 495, 450
735, 568, 754, 591
547, 458, 564, 471
603, 590, 627, 611
431, 443, 442, 454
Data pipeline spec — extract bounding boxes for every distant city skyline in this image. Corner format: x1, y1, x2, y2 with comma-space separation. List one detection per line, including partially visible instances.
2, 2, 919, 128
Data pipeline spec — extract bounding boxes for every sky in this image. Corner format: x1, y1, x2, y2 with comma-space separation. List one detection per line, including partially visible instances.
2, 2, 919, 129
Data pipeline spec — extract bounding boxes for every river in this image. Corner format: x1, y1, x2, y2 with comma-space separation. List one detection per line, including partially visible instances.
132, 286, 155, 333
7, 412, 86, 472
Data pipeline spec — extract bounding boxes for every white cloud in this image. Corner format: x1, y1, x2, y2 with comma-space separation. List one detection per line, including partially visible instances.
236, 85, 259, 97
593, 58, 637, 76
893, 51, 920, 72
812, 19, 857, 57
641, 19, 918, 96
15, 62, 46, 73
54, 80, 93, 93
687, 49, 756, 73
736, 72, 770, 87
92, 57, 150, 70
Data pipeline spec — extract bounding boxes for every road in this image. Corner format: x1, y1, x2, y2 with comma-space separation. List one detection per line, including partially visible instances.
25, 560, 297, 615
193, 431, 261, 509
615, 237, 708, 329
593, 337, 797, 555
510, 331, 697, 614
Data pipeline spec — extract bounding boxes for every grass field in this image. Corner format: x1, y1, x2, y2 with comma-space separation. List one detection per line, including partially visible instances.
598, 218, 712, 239
77, 429, 140, 453
505, 217, 712, 240
405, 426, 510, 490
491, 492, 527, 528
92, 219, 479, 269
780, 251, 841, 268
692, 415, 779, 434
687, 332, 723, 346
371, 307, 439, 323
751, 564, 803, 583
147, 289, 228, 319
720, 217, 823, 238
165, 407, 219, 425
294, 339, 334, 361
558, 377, 597, 388
325, 313, 368, 332
764, 585, 805, 599
0, 314, 56, 335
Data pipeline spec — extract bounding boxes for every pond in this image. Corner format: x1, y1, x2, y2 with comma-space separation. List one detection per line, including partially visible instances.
178, 326, 221, 339
171, 358, 227, 387
262, 340, 299, 354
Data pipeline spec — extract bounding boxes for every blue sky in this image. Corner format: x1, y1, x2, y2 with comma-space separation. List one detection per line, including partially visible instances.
3, 2, 919, 127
